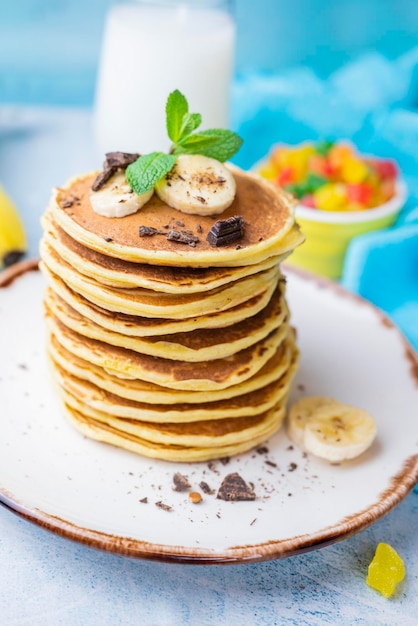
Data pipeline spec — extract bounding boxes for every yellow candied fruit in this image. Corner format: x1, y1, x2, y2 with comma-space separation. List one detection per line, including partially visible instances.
257, 162, 277, 182
340, 157, 369, 184
366, 542, 405, 598
313, 183, 348, 211
271, 145, 315, 182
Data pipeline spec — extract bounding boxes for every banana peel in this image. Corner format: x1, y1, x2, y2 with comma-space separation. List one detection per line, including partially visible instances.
0, 184, 26, 269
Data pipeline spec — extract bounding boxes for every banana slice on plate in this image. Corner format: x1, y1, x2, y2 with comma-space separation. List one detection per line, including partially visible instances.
90, 171, 154, 218
287, 396, 341, 447
155, 154, 236, 216
287, 396, 377, 462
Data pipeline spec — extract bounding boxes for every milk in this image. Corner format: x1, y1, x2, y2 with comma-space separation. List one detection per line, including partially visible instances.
94, 1, 236, 155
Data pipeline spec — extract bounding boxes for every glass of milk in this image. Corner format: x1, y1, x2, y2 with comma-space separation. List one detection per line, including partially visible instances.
94, 0, 236, 156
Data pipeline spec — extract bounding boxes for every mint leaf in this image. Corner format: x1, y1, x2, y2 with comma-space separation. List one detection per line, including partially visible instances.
178, 112, 202, 142
126, 152, 177, 195
166, 90, 189, 143
173, 129, 243, 162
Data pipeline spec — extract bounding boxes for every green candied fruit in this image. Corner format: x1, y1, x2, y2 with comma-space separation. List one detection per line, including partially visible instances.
366, 542, 405, 598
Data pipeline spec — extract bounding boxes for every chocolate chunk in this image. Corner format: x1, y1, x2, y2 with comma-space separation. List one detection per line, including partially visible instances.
172, 472, 190, 492
91, 151, 140, 191
91, 167, 117, 192
104, 151, 140, 169
167, 229, 199, 246
216, 473, 256, 501
207, 215, 245, 247
139, 225, 159, 237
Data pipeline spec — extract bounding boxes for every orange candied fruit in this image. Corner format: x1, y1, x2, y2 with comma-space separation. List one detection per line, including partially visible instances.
257, 140, 399, 212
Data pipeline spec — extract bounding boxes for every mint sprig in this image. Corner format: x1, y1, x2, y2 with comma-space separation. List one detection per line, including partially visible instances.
126, 90, 243, 196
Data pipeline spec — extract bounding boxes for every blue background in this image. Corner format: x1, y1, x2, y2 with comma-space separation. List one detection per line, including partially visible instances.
1, 0, 418, 106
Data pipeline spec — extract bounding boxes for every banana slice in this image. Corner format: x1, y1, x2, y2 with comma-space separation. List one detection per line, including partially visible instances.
287, 396, 341, 447
287, 396, 377, 462
155, 154, 236, 216
89, 171, 153, 218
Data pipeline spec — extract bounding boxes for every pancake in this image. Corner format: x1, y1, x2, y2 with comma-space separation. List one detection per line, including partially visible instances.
48, 167, 303, 267
40, 240, 281, 318
63, 402, 287, 462
44, 283, 288, 362
40, 159, 303, 461
56, 386, 288, 448
42, 212, 287, 292
47, 330, 296, 405
50, 349, 298, 422
45, 312, 291, 390
41, 263, 280, 336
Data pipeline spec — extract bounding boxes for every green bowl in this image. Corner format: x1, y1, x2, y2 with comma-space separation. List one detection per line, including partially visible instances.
286, 180, 407, 280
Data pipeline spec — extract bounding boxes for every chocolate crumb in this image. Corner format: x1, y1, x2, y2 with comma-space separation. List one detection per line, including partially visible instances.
199, 481, 214, 495
257, 446, 269, 455
167, 229, 199, 246
176, 220, 185, 227
288, 462, 297, 472
250, 518, 257, 526
139, 497, 148, 503
196, 196, 206, 204
286, 445, 294, 451
62, 200, 74, 208
217, 473, 256, 501
196, 224, 203, 233
173, 472, 190, 492
265, 460, 277, 468
207, 461, 219, 473
219, 457, 230, 465
207, 215, 245, 247
155, 501, 172, 512
139, 225, 159, 237
103, 237, 113, 242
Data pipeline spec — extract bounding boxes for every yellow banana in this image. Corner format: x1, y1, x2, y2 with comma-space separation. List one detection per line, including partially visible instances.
0, 184, 26, 268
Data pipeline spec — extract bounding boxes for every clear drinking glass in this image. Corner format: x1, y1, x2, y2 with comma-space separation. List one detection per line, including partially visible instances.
93, 0, 236, 156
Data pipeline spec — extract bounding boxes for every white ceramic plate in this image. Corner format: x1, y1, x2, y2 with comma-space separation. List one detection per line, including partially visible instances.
1, 261, 417, 564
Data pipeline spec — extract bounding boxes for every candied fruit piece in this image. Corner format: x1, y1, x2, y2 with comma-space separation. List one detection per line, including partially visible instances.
314, 183, 347, 211
340, 157, 369, 184
366, 542, 405, 598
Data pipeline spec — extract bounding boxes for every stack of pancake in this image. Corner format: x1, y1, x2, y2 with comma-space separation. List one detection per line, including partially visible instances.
39, 165, 304, 461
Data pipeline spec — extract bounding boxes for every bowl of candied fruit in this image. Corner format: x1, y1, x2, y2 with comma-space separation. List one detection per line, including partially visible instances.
256, 140, 406, 279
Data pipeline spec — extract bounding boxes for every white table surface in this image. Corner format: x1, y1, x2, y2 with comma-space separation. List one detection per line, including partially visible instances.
0, 106, 417, 626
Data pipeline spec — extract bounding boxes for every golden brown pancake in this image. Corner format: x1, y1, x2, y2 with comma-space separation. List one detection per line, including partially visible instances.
50, 349, 298, 422
45, 310, 291, 391
44, 283, 287, 362
41, 262, 280, 336
47, 330, 297, 405
63, 402, 287, 462
42, 212, 287, 292
40, 240, 281, 318
48, 168, 303, 267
